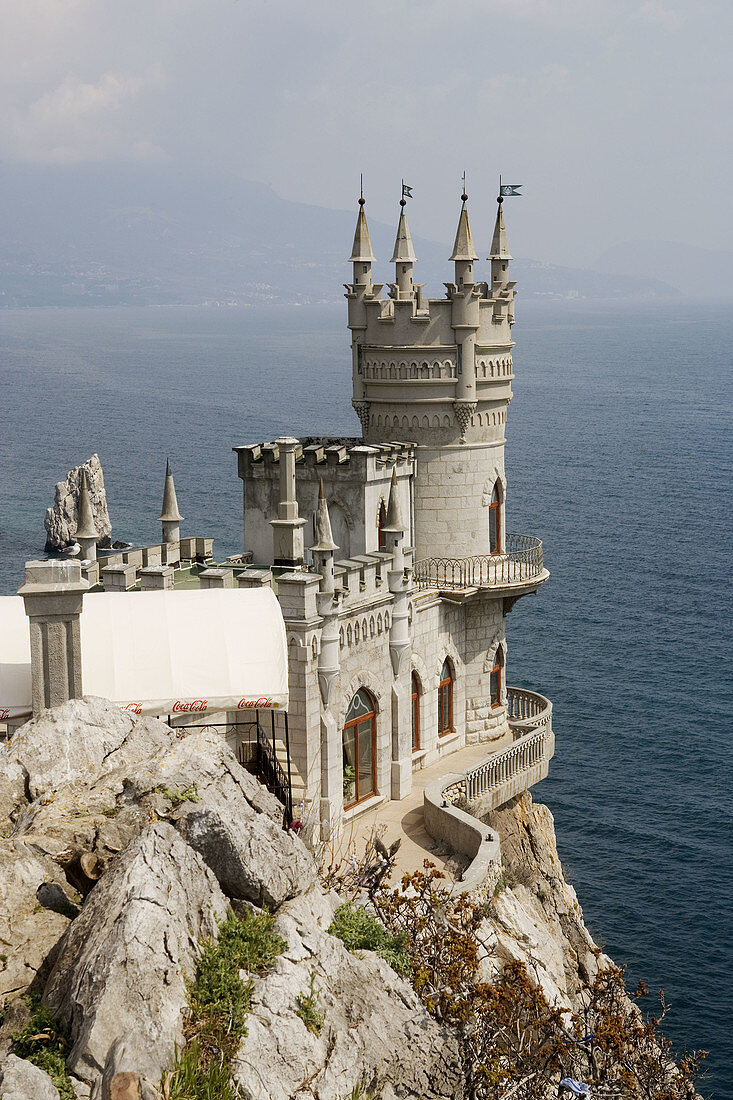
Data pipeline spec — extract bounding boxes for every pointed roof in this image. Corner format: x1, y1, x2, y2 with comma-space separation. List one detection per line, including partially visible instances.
450, 203, 478, 262
310, 479, 338, 552
75, 468, 98, 541
158, 458, 184, 523
390, 208, 417, 264
488, 199, 512, 260
349, 202, 376, 263
382, 466, 405, 533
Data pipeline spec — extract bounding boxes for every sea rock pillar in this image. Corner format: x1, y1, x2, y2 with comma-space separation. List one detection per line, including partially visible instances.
18, 560, 89, 715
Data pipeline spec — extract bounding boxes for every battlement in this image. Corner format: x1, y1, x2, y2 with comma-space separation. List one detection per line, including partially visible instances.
234, 438, 415, 480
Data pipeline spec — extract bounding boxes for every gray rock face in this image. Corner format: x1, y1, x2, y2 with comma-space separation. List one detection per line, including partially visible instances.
44, 823, 228, 1087
44, 454, 111, 552
232, 886, 465, 1100
0, 839, 75, 999
0, 1052, 61, 1100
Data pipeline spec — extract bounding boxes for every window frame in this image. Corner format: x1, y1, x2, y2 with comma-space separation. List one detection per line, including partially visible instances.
489, 481, 502, 555
438, 659, 454, 738
490, 647, 504, 709
342, 689, 377, 808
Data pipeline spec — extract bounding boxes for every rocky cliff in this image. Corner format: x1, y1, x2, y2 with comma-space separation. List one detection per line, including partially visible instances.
0, 699, 697, 1099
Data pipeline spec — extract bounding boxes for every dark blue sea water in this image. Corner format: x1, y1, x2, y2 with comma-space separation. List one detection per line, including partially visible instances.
1, 301, 731, 1097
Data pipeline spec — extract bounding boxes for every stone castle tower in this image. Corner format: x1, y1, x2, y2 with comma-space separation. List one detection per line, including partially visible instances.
347, 189, 515, 561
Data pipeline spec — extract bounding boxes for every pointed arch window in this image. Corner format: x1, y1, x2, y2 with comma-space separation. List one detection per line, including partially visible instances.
342, 688, 376, 807
490, 647, 504, 709
438, 659, 454, 738
377, 499, 388, 551
489, 481, 502, 554
411, 671, 421, 752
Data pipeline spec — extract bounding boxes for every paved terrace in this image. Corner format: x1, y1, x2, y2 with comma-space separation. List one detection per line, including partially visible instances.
328, 740, 494, 882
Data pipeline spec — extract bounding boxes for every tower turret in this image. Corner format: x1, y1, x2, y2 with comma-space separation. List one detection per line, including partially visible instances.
158, 459, 183, 545
449, 188, 479, 287
489, 195, 512, 292
349, 196, 375, 294
448, 189, 481, 412
75, 467, 98, 562
310, 479, 340, 705
390, 201, 417, 300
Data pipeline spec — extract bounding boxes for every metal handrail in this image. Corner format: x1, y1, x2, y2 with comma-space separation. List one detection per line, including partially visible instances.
413, 534, 543, 591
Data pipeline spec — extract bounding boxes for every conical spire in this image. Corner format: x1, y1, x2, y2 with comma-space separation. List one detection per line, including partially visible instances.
75, 468, 98, 541
450, 202, 478, 262
390, 208, 417, 263
310, 479, 338, 552
158, 458, 183, 522
489, 198, 512, 260
382, 466, 405, 532
349, 200, 376, 262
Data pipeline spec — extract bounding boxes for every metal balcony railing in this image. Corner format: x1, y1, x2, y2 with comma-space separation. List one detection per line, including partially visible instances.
413, 534, 543, 591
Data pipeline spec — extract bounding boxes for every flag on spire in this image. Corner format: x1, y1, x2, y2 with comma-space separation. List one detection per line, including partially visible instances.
499, 184, 522, 197
401, 182, 413, 200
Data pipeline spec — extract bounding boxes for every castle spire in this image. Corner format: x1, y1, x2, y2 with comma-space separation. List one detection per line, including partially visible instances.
349, 199, 375, 264
450, 183, 478, 286
159, 458, 183, 545
382, 465, 405, 533
489, 196, 512, 291
310, 478, 338, 552
75, 467, 98, 561
390, 192, 417, 299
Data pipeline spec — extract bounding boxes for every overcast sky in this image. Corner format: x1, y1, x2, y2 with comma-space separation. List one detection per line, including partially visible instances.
1, 0, 730, 267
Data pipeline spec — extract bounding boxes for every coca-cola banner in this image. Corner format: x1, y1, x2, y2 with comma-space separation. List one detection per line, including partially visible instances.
0, 588, 289, 720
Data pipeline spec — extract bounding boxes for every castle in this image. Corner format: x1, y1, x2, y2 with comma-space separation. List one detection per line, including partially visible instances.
233, 187, 554, 839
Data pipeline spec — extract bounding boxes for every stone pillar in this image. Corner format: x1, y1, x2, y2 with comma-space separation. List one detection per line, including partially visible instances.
391, 674, 412, 799
270, 437, 306, 567
139, 565, 174, 590
101, 563, 137, 591
237, 569, 273, 589
18, 560, 89, 716
319, 709, 341, 841
198, 567, 235, 589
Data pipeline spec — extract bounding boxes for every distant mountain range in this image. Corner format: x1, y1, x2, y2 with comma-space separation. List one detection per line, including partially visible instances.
1, 163, 717, 308
594, 239, 733, 299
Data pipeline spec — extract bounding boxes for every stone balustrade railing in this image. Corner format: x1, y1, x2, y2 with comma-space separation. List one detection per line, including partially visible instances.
413, 534, 543, 591
423, 685, 554, 889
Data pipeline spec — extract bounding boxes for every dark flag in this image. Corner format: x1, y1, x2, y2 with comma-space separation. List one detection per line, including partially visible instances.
499, 184, 522, 197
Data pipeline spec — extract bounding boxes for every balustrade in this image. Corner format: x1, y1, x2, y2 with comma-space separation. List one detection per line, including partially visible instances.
413, 534, 543, 591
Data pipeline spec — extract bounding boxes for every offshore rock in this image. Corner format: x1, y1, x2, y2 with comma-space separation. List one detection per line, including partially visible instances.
44, 454, 112, 552
0, 1052, 61, 1100
232, 885, 465, 1100
43, 823, 228, 1088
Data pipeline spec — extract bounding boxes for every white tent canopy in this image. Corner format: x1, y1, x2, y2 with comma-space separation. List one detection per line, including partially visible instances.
0, 588, 288, 722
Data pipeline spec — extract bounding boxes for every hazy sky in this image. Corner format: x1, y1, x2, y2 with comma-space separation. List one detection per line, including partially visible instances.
1, 0, 730, 267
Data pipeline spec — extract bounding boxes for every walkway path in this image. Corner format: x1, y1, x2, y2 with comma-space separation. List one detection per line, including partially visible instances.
330, 741, 492, 881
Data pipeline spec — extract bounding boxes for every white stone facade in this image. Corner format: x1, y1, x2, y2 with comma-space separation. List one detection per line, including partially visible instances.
233, 195, 551, 840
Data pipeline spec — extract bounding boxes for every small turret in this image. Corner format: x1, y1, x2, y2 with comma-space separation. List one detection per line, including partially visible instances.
75, 468, 98, 562
159, 458, 183, 545
489, 196, 512, 291
310, 479, 340, 704
390, 200, 417, 300
450, 188, 478, 287
349, 196, 375, 294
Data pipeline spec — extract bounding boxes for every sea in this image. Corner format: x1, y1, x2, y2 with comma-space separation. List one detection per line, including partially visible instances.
0, 300, 731, 1097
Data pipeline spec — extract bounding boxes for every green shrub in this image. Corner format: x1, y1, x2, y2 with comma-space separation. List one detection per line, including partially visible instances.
295, 974, 325, 1035
328, 904, 410, 975
155, 784, 199, 807
166, 909, 285, 1100
10, 996, 75, 1100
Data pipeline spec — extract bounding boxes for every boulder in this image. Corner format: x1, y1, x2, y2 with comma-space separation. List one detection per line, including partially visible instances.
0, 1053, 60, 1100
0, 839, 75, 1000
43, 823, 228, 1087
44, 454, 112, 552
231, 886, 465, 1100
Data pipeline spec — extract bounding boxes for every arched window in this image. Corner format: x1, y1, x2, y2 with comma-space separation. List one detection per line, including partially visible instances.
377, 499, 387, 551
411, 671, 421, 752
489, 481, 502, 554
490, 647, 504, 709
342, 689, 376, 807
438, 659, 454, 738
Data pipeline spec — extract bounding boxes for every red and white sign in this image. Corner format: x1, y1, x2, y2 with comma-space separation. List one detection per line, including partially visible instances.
238, 697, 274, 709
122, 702, 143, 715
172, 699, 208, 713
0, 708, 9, 721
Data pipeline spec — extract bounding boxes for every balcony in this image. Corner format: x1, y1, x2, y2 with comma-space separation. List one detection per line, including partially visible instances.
413, 534, 547, 596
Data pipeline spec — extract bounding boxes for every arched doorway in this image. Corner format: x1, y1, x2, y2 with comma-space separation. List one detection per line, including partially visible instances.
490, 646, 504, 708
342, 688, 376, 807
438, 658, 454, 738
489, 481, 502, 554
411, 671, 421, 751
